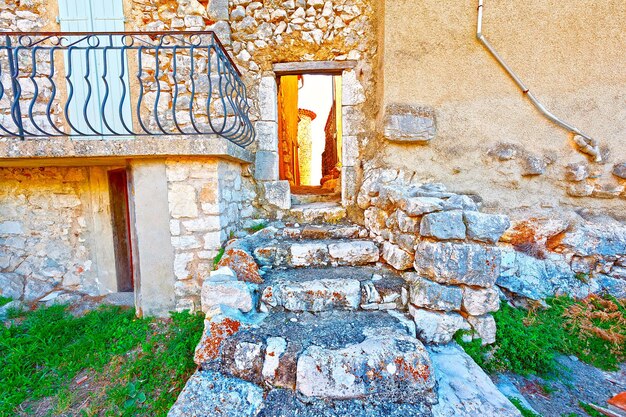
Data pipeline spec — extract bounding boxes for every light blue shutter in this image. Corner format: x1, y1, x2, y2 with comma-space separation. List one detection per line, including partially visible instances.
57, 0, 131, 136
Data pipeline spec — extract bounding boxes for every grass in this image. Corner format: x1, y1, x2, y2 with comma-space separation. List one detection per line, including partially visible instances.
578, 401, 604, 417
0, 296, 12, 307
213, 247, 225, 267
0, 304, 204, 416
247, 221, 268, 233
456, 295, 626, 376
509, 397, 541, 417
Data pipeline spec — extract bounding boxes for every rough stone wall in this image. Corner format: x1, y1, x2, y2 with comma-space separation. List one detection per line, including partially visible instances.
0, 167, 106, 302
358, 167, 626, 307
166, 157, 256, 311
377, 0, 626, 217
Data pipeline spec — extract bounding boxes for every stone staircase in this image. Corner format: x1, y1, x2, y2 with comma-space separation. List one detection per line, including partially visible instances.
169, 216, 522, 416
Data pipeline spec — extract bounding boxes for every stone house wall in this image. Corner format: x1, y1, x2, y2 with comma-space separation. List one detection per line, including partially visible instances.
0, 166, 118, 302
377, 0, 626, 217
166, 157, 256, 311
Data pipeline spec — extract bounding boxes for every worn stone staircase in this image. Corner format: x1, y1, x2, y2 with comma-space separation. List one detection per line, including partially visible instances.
169, 214, 521, 416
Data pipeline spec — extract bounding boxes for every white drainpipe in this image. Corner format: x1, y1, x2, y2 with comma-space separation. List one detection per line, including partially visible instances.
476, 0, 602, 162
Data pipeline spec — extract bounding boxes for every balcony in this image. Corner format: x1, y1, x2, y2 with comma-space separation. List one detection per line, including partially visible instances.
0, 31, 255, 153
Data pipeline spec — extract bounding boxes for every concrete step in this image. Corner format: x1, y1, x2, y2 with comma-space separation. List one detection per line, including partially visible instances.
253, 239, 380, 268
194, 309, 435, 406
260, 266, 407, 313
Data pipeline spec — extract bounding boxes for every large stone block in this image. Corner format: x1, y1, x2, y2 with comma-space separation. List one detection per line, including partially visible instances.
383, 104, 436, 143
328, 241, 379, 265
254, 151, 279, 181
399, 197, 444, 216
168, 184, 198, 218
420, 211, 466, 240
201, 275, 256, 313
342, 69, 366, 106
428, 344, 521, 417
168, 370, 263, 417
467, 315, 497, 345
255, 121, 278, 151
262, 180, 291, 210
382, 242, 414, 271
414, 241, 501, 288
409, 306, 470, 345
0, 272, 24, 299
259, 76, 277, 121
461, 286, 500, 316
464, 212, 510, 243
290, 243, 329, 267
407, 275, 462, 312
261, 278, 361, 312
296, 332, 436, 402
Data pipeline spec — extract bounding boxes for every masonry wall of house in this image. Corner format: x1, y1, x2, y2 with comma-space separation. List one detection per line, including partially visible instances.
166, 157, 256, 311
375, 0, 626, 217
0, 166, 118, 302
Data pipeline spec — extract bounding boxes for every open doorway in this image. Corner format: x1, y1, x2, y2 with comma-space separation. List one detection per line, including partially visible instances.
107, 168, 134, 293
277, 74, 342, 200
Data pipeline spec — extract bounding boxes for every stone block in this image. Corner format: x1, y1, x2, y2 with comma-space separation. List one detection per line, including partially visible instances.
169, 184, 198, 218
218, 248, 264, 283
168, 371, 263, 417
290, 243, 329, 267
342, 166, 358, 204
364, 207, 388, 236
420, 211, 466, 240
441, 195, 478, 211
396, 210, 421, 233
408, 276, 462, 312
201, 275, 254, 313
0, 272, 24, 299
342, 136, 359, 167
259, 76, 277, 121
463, 211, 510, 243
342, 69, 366, 106
565, 162, 589, 182
328, 241, 379, 265
296, 332, 436, 401
467, 314, 497, 345
409, 306, 470, 344
382, 242, 414, 271
0, 220, 23, 235
255, 121, 278, 151
254, 151, 279, 181
613, 162, 626, 179
261, 278, 360, 312
207, 0, 229, 20
398, 197, 444, 216
383, 104, 436, 143
414, 241, 501, 287
461, 286, 500, 316
342, 106, 366, 136
262, 180, 291, 209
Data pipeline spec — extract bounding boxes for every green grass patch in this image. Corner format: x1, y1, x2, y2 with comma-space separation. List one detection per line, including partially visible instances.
509, 397, 542, 417
0, 296, 12, 307
0, 304, 204, 416
213, 247, 225, 267
247, 221, 268, 233
578, 401, 604, 417
457, 295, 626, 376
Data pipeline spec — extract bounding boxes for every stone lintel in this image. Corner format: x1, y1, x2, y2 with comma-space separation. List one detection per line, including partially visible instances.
0, 135, 254, 166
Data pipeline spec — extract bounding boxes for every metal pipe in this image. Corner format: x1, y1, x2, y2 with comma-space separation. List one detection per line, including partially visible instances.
476, 0, 601, 162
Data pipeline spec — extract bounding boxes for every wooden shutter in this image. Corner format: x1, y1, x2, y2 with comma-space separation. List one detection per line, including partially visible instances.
57, 0, 130, 136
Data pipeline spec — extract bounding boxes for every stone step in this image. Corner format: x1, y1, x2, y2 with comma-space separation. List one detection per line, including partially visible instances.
284, 202, 347, 223
253, 239, 380, 268
193, 309, 435, 406
291, 191, 340, 206
260, 266, 407, 312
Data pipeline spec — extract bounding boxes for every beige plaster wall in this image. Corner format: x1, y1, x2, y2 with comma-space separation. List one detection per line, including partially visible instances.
378, 0, 626, 216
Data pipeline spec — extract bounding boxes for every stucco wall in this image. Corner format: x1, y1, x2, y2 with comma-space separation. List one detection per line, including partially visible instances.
377, 0, 626, 216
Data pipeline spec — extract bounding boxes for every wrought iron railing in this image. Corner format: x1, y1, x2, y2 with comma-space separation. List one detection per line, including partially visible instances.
0, 31, 254, 147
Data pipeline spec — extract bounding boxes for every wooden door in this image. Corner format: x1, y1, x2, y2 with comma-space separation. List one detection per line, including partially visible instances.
107, 168, 133, 292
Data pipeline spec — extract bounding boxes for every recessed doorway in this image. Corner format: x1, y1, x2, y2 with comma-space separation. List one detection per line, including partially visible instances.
277, 73, 342, 201
107, 168, 134, 293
